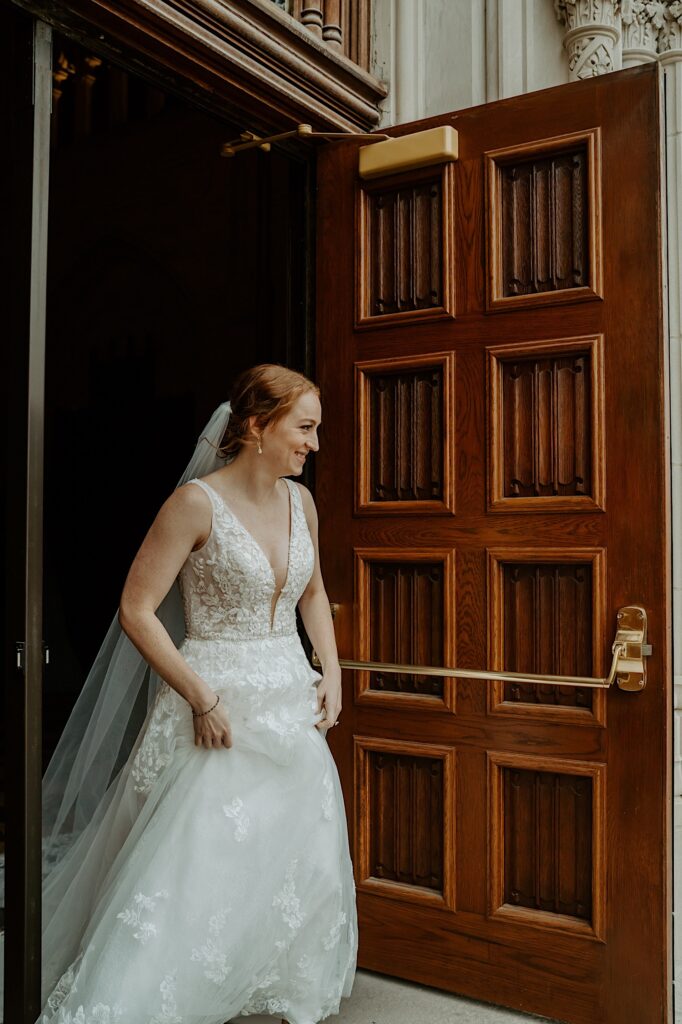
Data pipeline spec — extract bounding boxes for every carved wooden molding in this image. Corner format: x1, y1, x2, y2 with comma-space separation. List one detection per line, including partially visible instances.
354, 734, 457, 910
487, 335, 606, 513
485, 128, 603, 313
291, 0, 372, 70
353, 546, 457, 712
486, 546, 607, 728
14, 0, 387, 131
488, 749, 606, 941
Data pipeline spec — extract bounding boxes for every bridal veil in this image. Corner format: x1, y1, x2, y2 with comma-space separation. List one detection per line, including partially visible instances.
41, 400, 233, 882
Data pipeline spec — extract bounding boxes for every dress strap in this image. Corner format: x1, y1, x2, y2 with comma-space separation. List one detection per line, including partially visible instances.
187, 477, 217, 512
284, 477, 299, 506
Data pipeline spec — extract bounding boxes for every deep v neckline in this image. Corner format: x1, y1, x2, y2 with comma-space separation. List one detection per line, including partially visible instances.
198, 477, 294, 629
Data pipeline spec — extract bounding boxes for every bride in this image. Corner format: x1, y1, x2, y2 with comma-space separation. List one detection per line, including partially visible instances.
38, 364, 357, 1023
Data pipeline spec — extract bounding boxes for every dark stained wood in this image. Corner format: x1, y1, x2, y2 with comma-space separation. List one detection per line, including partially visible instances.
500, 148, 589, 296
369, 750, 444, 888
356, 164, 456, 329
485, 128, 603, 312
368, 365, 444, 501
488, 334, 605, 513
355, 736, 457, 910
501, 561, 594, 709
501, 354, 591, 496
354, 546, 457, 713
355, 350, 456, 515
367, 174, 443, 317
319, 64, 671, 1023
368, 560, 446, 697
489, 750, 606, 942
502, 767, 593, 919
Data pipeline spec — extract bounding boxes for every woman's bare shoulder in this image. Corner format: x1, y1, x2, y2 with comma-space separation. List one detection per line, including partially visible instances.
154, 481, 213, 534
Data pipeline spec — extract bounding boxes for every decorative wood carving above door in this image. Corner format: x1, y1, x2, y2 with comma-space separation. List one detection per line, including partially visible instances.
14, 0, 386, 132
291, 0, 372, 71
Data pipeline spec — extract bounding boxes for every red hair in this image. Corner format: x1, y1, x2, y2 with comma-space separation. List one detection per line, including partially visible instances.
219, 363, 320, 460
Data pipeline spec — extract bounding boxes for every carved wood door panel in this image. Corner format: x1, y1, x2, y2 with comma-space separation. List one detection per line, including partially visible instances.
316, 64, 670, 1024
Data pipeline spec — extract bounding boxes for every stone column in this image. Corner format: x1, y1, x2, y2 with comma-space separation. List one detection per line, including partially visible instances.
621, 0, 666, 66
657, 1, 682, 990
554, 0, 621, 79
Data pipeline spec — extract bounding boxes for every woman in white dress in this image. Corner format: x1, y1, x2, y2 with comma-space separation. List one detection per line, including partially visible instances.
38, 364, 357, 1024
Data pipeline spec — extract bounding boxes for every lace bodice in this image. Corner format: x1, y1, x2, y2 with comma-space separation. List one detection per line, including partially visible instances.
178, 476, 314, 640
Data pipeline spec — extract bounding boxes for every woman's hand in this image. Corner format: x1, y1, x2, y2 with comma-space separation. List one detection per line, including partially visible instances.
315, 666, 342, 730
191, 693, 233, 749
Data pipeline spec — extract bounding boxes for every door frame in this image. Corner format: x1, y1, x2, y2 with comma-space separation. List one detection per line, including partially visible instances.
3, 7, 320, 1020
2, 11, 51, 1022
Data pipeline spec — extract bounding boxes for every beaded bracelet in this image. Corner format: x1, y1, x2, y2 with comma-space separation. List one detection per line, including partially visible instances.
192, 693, 220, 717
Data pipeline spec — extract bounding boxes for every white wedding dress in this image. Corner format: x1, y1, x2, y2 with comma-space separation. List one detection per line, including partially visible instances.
38, 476, 357, 1024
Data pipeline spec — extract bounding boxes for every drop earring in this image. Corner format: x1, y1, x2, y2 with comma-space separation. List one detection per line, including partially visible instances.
257, 435, 263, 455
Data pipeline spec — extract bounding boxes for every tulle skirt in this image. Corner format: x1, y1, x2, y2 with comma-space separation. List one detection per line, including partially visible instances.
38, 633, 357, 1024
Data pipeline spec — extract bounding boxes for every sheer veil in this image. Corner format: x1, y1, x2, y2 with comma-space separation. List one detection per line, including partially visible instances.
41, 400, 233, 881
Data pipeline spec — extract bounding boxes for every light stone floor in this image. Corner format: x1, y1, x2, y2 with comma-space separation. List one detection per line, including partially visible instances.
231, 969, 561, 1024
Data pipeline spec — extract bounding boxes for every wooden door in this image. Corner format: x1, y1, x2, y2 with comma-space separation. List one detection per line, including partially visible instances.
316, 63, 670, 1024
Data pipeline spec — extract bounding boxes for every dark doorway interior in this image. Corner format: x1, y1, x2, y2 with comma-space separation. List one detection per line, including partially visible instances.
43, 33, 312, 762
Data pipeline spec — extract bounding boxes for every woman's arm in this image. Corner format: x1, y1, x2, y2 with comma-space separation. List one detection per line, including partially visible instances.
118, 483, 231, 746
295, 483, 342, 729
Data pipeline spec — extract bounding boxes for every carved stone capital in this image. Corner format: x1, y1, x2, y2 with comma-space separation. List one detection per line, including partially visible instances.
621, 0, 667, 65
554, 0, 621, 79
554, 0, 620, 32
659, 1, 682, 58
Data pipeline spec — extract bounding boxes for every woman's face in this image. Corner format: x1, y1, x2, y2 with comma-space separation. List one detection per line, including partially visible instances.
261, 391, 322, 475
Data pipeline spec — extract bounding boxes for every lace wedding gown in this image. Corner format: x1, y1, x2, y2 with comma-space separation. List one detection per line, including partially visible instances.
39, 476, 357, 1024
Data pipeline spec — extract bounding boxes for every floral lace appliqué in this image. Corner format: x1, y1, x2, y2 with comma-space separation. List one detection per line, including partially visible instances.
41, 952, 128, 1024
116, 889, 169, 944
241, 995, 290, 1016
321, 769, 334, 821
178, 478, 314, 641
241, 968, 290, 1018
322, 910, 348, 950
44, 952, 85, 1016
190, 907, 231, 984
222, 797, 250, 842
272, 858, 305, 931
45, 1004, 125, 1024
131, 686, 182, 795
40, 954, 125, 1024
149, 970, 183, 1024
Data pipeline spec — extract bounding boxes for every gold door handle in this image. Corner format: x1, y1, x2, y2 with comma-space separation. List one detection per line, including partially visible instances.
313, 604, 651, 692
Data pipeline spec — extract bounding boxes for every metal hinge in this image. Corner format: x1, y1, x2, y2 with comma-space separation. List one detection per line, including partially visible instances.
15, 641, 50, 671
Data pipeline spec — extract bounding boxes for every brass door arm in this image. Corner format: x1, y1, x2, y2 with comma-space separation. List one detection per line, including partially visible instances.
313, 605, 651, 692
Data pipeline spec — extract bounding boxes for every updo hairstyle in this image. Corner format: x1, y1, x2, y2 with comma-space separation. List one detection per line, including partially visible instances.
218, 364, 320, 461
